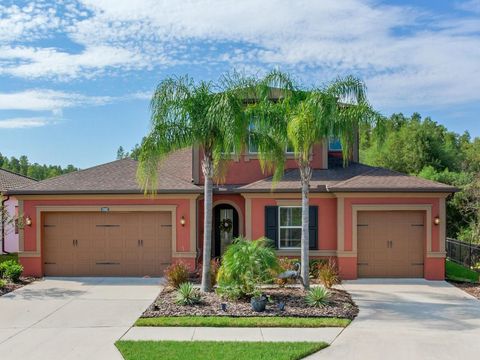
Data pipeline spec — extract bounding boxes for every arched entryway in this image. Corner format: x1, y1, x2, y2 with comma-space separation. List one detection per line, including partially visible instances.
212, 203, 239, 258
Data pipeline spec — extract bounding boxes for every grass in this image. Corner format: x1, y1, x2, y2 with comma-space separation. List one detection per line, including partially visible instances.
115, 340, 327, 360
446, 260, 479, 283
0, 253, 18, 265
135, 316, 350, 328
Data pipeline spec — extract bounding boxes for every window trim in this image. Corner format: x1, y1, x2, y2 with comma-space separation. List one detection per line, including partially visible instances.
278, 206, 302, 249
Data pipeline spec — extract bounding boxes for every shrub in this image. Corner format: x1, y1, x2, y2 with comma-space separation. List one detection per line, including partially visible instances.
0, 279, 6, 288
317, 259, 341, 289
216, 237, 280, 300
210, 258, 220, 288
0, 260, 23, 283
305, 286, 331, 307
309, 259, 327, 279
164, 263, 189, 289
175, 282, 201, 306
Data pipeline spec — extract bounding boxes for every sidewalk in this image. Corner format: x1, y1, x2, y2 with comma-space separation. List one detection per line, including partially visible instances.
121, 326, 344, 343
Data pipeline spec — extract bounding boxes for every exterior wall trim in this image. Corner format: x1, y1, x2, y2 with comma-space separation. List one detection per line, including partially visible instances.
334, 192, 451, 198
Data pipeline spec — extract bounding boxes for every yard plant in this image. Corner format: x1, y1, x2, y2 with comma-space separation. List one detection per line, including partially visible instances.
317, 259, 341, 289
305, 286, 331, 307
216, 237, 280, 300
137, 74, 250, 292
164, 263, 189, 289
0, 259, 23, 283
175, 282, 201, 306
248, 70, 383, 288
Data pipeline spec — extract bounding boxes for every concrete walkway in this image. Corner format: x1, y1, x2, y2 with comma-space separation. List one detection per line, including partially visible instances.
307, 279, 480, 360
0, 277, 162, 360
122, 326, 344, 343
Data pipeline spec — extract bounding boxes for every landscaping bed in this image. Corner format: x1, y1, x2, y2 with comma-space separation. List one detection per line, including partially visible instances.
450, 281, 480, 300
141, 286, 358, 320
0, 277, 36, 297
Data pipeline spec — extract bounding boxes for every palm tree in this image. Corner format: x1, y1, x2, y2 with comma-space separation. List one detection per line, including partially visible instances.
137, 75, 247, 292
251, 71, 382, 289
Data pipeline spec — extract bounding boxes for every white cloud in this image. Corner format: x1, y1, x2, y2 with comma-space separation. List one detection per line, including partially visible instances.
0, 117, 52, 129
0, 89, 113, 112
0, 0, 479, 110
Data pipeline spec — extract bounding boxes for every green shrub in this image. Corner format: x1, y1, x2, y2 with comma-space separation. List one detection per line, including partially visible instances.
0, 279, 6, 288
216, 237, 280, 300
175, 282, 201, 306
0, 260, 23, 283
305, 286, 331, 307
317, 259, 341, 289
164, 263, 189, 289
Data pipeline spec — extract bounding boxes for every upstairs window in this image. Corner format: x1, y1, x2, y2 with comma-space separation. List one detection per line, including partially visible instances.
248, 123, 259, 154
328, 137, 342, 151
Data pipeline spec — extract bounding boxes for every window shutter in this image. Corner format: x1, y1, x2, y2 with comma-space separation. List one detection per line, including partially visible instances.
264, 206, 278, 248
309, 206, 318, 250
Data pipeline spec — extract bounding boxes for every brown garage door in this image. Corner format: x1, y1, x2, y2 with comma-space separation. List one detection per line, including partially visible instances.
357, 211, 425, 278
43, 211, 172, 276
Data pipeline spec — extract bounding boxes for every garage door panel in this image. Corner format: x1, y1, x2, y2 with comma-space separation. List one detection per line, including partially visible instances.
358, 211, 425, 278
43, 211, 172, 276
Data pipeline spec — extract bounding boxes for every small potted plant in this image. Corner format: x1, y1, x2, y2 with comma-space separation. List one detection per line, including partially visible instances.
250, 289, 268, 312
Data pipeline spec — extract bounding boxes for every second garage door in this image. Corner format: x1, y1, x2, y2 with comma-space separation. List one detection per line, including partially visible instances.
43, 211, 172, 276
357, 211, 425, 278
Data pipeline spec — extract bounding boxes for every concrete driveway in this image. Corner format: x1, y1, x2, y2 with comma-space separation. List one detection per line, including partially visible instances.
309, 279, 480, 360
0, 277, 162, 360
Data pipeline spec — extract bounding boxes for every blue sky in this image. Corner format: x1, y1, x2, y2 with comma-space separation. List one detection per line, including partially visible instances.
1, 0, 479, 168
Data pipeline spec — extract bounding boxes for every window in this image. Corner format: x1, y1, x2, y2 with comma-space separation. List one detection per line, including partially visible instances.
328, 137, 342, 151
285, 142, 295, 154
278, 206, 302, 248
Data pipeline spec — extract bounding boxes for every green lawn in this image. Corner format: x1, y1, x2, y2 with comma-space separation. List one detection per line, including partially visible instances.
135, 316, 350, 328
446, 260, 479, 283
116, 340, 327, 360
0, 253, 18, 265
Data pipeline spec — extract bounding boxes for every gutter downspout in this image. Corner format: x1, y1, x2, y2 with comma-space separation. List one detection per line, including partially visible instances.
1, 194, 10, 254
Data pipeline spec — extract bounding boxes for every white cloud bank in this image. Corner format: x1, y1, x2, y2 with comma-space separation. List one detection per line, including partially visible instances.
0, 117, 52, 129
0, 0, 479, 109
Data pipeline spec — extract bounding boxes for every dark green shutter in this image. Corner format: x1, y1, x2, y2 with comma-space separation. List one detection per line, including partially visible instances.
309, 206, 318, 250
264, 206, 278, 248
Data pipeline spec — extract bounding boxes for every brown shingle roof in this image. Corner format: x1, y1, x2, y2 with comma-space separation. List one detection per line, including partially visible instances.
8, 150, 201, 195
238, 163, 457, 193
0, 168, 37, 193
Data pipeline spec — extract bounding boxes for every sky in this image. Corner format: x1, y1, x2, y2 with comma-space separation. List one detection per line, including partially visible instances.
0, 0, 479, 169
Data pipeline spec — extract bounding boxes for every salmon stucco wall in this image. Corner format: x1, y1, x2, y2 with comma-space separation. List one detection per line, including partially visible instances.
19, 197, 195, 276
250, 196, 337, 250
197, 143, 325, 185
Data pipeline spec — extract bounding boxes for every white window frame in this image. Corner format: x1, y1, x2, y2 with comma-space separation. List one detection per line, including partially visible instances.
278, 206, 302, 249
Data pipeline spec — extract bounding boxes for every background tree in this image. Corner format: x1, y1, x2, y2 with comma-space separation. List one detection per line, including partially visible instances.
137, 75, 247, 292
0, 153, 78, 180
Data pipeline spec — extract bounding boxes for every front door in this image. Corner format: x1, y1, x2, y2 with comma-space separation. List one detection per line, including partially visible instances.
213, 204, 239, 258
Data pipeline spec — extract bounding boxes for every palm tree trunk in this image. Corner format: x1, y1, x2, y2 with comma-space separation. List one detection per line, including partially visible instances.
300, 164, 311, 289
200, 155, 214, 292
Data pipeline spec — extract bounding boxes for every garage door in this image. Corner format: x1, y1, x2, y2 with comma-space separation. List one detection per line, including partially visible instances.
357, 211, 424, 278
43, 212, 172, 276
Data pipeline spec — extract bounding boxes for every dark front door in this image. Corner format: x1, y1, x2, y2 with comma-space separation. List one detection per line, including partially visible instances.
213, 204, 239, 258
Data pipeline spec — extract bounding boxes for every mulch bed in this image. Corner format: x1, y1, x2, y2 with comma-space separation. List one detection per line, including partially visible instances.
142, 286, 358, 319
450, 281, 480, 300
0, 277, 36, 297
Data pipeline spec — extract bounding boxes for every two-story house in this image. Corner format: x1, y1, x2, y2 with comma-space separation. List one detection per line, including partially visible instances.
7, 138, 456, 280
